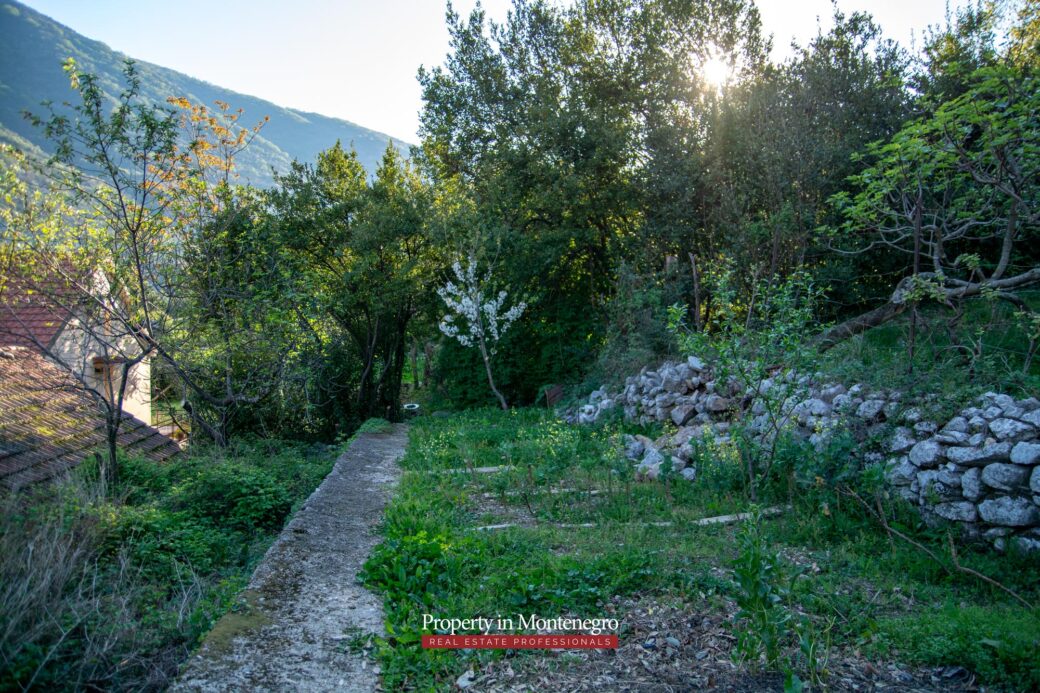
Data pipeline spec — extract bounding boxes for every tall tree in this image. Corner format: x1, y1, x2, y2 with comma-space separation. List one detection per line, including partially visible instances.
821, 62, 1039, 347
274, 141, 432, 424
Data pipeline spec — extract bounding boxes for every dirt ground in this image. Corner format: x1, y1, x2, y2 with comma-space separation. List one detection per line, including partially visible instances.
453, 595, 978, 692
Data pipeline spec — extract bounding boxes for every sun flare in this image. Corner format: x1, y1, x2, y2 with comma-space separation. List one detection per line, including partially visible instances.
701, 56, 732, 89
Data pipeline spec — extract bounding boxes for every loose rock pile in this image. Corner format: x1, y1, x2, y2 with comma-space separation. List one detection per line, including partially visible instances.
566, 357, 1040, 553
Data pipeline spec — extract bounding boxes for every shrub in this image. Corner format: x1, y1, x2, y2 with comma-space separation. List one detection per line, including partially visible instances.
0, 440, 335, 691
172, 462, 292, 532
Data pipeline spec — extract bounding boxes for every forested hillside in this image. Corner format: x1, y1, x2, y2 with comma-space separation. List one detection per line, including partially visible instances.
0, 0, 406, 184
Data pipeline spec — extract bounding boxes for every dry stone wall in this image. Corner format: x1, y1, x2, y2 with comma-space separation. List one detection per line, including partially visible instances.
566, 356, 1040, 554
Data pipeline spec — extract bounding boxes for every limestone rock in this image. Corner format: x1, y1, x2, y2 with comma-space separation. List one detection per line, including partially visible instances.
655, 392, 678, 408
1019, 409, 1040, 428
914, 421, 939, 436
807, 398, 831, 417
676, 442, 695, 462
636, 448, 665, 479
672, 425, 702, 447
918, 469, 961, 501
856, 399, 886, 421
1031, 466, 1040, 496
832, 394, 853, 412
578, 404, 598, 425
901, 407, 922, 424
936, 430, 969, 445
819, 384, 846, 403
961, 467, 983, 501
889, 427, 916, 454
945, 443, 1012, 467
687, 356, 706, 372
934, 501, 977, 523
909, 440, 943, 468
967, 433, 987, 447
671, 404, 696, 427
885, 457, 916, 486
1010, 441, 1040, 466
981, 463, 1030, 492
982, 405, 1003, 420
978, 497, 1040, 527
989, 418, 1034, 442
704, 395, 731, 413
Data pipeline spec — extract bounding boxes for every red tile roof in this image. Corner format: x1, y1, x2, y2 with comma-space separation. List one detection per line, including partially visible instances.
0, 265, 81, 349
0, 346, 180, 489
0, 302, 70, 349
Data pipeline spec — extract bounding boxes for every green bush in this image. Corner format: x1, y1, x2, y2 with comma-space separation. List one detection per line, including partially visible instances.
0, 441, 336, 691
103, 505, 239, 577
172, 462, 292, 532
361, 531, 477, 609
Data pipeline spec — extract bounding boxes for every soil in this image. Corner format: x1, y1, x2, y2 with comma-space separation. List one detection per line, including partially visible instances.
451, 595, 979, 692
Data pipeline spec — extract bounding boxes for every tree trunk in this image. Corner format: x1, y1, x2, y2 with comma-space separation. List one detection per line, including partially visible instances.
104, 410, 119, 488
478, 338, 508, 410
409, 339, 420, 391
688, 253, 702, 331
818, 266, 1040, 352
815, 302, 907, 351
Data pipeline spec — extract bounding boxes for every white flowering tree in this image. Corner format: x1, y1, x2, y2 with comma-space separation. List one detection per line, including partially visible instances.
438, 256, 526, 410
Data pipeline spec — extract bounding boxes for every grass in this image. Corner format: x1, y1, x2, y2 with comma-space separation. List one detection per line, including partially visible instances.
356, 417, 395, 434
820, 291, 1040, 420
362, 409, 1040, 691
0, 438, 338, 691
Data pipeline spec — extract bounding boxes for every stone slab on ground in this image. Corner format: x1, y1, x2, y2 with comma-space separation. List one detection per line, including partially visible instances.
173, 425, 408, 693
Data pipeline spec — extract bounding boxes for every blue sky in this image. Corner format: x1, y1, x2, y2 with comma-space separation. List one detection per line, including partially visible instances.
22, 0, 965, 143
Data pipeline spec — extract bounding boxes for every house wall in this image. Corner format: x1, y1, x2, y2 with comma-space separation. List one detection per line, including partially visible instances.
50, 317, 152, 425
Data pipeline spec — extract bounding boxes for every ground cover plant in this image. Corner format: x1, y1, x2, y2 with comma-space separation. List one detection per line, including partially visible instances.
0, 439, 338, 691
362, 409, 1040, 691
819, 291, 1040, 421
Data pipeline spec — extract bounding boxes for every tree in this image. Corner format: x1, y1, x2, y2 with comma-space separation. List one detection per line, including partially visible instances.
437, 255, 526, 409
418, 0, 767, 400
6, 58, 277, 467
821, 63, 1039, 348
0, 148, 148, 486
172, 185, 297, 445
273, 141, 432, 425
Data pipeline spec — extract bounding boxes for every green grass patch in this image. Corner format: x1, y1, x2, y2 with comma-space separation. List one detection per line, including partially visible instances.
357, 417, 395, 434
363, 408, 1040, 691
873, 605, 1040, 691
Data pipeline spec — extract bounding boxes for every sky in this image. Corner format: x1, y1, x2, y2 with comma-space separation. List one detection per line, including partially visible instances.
20, 0, 966, 144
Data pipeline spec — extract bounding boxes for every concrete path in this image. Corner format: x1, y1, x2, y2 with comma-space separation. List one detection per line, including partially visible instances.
173, 425, 407, 693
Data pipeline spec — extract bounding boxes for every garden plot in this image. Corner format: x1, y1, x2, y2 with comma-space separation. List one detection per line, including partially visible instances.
361, 410, 1040, 692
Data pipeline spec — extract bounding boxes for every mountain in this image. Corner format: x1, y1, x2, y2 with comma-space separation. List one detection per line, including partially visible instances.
0, 0, 409, 186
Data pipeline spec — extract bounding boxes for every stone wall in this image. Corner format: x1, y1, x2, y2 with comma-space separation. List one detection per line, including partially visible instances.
566, 356, 1040, 554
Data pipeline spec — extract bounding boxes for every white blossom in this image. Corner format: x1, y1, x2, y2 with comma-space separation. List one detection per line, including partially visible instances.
437, 255, 526, 354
